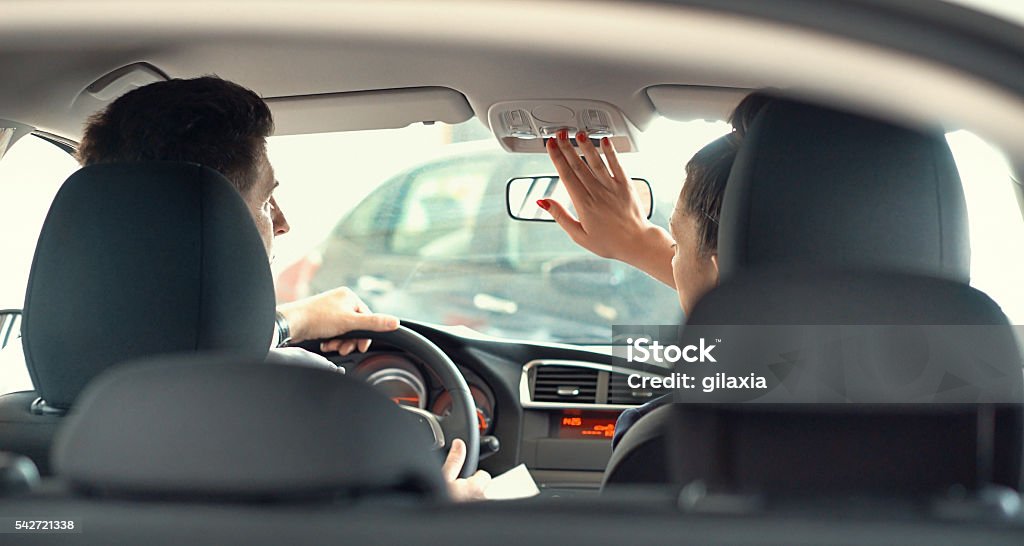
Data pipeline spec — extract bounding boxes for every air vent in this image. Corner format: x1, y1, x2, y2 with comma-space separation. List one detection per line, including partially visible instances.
608, 371, 670, 405
520, 360, 671, 409
533, 365, 598, 403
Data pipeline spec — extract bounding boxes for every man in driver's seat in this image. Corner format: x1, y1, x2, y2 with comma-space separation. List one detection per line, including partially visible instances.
74, 76, 490, 501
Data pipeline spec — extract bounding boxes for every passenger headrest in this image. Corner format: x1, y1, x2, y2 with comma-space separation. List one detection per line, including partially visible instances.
678, 269, 1023, 490
683, 268, 1023, 403
718, 98, 970, 282
22, 162, 275, 409
689, 268, 1006, 326
53, 355, 445, 501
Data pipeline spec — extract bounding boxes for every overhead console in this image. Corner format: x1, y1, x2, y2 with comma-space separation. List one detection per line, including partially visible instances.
488, 99, 639, 153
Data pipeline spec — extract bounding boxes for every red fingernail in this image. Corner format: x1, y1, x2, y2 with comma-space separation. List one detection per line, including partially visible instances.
537, 199, 550, 211
601, 137, 611, 146
577, 131, 587, 141
557, 129, 568, 141
546, 137, 556, 149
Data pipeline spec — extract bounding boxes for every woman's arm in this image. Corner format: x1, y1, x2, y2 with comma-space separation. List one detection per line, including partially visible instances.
541, 130, 676, 288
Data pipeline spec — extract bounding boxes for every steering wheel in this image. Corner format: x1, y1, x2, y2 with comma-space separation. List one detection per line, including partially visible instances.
338, 326, 479, 478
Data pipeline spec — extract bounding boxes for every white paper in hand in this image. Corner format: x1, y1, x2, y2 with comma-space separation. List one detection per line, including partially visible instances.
483, 464, 540, 500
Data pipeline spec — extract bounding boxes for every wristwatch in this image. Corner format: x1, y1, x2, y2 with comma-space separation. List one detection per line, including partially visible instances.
274, 311, 292, 348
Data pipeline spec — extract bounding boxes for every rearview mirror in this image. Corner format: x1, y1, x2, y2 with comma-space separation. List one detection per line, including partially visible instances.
506, 175, 653, 222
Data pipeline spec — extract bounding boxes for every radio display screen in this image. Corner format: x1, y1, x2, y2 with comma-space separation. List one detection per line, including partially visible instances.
555, 410, 619, 440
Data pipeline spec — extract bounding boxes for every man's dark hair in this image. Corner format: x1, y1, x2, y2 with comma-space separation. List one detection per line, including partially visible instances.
77, 76, 274, 195
679, 91, 770, 256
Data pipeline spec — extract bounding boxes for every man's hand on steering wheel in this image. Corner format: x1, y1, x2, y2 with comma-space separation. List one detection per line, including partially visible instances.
443, 438, 492, 502
276, 286, 399, 354
278, 287, 486, 501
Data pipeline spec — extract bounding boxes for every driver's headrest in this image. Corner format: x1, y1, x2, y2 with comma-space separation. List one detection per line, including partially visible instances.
22, 162, 275, 409
718, 98, 970, 283
53, 354, 445, 501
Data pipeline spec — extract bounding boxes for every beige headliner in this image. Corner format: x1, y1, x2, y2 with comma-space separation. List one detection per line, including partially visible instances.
1, 0, 1023, 168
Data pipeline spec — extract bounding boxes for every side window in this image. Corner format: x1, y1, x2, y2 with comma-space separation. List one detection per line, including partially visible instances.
948, 130, 1024, 324
390, 159, 494, 258
0, 135, 78, 309
0, 311, 20, 350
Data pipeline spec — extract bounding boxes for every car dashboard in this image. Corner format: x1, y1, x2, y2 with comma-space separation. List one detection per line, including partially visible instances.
309, 320, 670, 496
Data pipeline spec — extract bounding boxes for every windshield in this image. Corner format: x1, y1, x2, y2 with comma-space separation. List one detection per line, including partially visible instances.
267, 118, 732, 344
0, 119, 1019, 350
266, 119, 1024, 344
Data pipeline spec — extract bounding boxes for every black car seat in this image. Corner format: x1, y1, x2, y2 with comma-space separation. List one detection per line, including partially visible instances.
0, 162, 276, 474
604, 98, 1024, 493
660, 269, 1021, 497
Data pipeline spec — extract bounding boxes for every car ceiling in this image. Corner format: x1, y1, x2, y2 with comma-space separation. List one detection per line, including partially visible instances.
0, 16, 764, 136
2, 0, 1024, 177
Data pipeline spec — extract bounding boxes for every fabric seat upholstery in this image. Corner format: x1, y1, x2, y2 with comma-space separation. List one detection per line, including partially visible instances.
604, 98, 1022, 493
0, 162, 275, 473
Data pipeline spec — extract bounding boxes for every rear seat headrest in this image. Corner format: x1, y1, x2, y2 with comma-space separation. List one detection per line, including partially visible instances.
718, 98, 970, 282
53, 354, 445, 501
0, 451, 40, 497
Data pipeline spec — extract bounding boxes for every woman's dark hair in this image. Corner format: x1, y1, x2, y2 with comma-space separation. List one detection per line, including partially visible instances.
77, 76, 274, 195
728, 91, 774, 138
679, 91, 770, 256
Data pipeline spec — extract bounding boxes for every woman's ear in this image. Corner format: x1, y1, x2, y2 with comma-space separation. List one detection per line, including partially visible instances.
709, 253, 720, 285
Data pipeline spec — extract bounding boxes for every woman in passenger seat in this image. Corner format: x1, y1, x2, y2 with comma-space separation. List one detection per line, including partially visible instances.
539, 92, 767, 448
